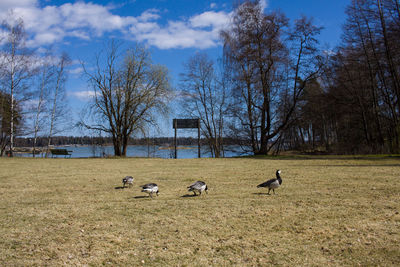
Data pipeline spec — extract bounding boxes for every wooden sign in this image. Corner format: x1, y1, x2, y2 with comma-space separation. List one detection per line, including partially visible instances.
173, 118, 201, 158
173, 119, 199, 129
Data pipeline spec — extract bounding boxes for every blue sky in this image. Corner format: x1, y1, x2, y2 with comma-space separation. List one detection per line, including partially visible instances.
0, 0, 349, 137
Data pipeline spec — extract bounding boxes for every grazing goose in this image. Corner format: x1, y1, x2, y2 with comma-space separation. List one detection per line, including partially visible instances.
122, 176, 134, 187
140, 183, 159, 198
257, 170, 282, 195
187, 181, 208, 196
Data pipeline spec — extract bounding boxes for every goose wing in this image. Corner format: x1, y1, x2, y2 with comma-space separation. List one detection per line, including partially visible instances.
188, 181, 205, 189
257, 178, 277, 188
141, 183, 157, 189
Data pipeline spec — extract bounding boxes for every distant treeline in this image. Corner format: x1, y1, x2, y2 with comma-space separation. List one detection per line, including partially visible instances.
14, 136, 244, 147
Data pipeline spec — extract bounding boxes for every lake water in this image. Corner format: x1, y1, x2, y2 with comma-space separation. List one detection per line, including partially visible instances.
18, 145, 250, 158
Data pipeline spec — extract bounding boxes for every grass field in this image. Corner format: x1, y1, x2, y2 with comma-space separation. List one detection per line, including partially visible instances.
0, 156, 399, 266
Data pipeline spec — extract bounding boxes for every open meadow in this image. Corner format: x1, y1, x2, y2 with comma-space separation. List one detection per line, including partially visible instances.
0, 156, 399, 266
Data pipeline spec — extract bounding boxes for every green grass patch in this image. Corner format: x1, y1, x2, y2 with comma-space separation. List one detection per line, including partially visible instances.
1, 157, 399, 266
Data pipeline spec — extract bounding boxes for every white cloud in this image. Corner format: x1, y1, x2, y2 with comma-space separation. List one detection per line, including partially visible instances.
190, 11, 230, 28
0, 1, 232, 50
59, 2, 135, 33
132, 10, 231, 49
130, 21, 159, 34
133, 20, 216, 49
69, 66, 84, 75
70, 90, 95, 101
1, 1, 137, 46
0, 0, 36, 10
69, 30, 90, 40
137, 9, 160, 22
26, 28, 65, 47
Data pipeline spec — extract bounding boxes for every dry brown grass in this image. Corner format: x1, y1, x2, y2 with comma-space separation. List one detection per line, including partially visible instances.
0, 157, 399, 266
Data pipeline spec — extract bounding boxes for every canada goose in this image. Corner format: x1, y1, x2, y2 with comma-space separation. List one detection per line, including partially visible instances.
187, 181, 208, 196
122, 176, 134, 187
257, 170, 282, 195
140, 183, 159, 198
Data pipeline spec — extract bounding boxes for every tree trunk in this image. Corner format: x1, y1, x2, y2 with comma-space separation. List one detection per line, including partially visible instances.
113, 135, 122, 156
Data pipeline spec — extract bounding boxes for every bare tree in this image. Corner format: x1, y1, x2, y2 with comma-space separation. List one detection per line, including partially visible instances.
221, 1, 322, 155
280, 0, 400, 155
31, 52, 52, 157
180, 53, 228, 158
317, 0, 400, 153
0, 16, 33, 156
80, 41, 171, 157
45, 53, 70, 157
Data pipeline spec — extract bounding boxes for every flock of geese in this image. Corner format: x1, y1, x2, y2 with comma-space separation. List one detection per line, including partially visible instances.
122, 169, 283, 198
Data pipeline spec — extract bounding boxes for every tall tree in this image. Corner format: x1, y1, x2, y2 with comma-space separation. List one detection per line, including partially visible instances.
320, 0, 400, 153
31, 52, 52, 157
45, 53, 70, 157
221, 1, 322, 155
81, 42, 171, 157
180, 53, 229, 158
0, 16, 33, 156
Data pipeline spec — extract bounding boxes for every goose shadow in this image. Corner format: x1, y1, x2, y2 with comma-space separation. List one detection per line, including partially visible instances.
133, 195, 150, 199
114, 186, 126, 190
180, 194, 198, 198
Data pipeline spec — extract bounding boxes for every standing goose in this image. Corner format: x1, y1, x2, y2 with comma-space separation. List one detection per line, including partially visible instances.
122, 176, 134, 188
257, 170, 282, 195
140, 183, 159, 198
187, 181, 208, 196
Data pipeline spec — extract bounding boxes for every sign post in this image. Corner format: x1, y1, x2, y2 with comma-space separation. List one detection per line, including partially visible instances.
173, 118, 201, 159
